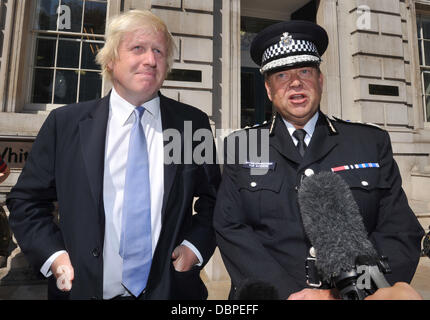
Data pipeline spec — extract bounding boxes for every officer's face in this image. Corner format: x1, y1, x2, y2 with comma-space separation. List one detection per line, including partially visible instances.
264, 66, 323, 129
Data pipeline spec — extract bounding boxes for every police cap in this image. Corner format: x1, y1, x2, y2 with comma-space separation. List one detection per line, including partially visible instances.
250, 20, 329, 74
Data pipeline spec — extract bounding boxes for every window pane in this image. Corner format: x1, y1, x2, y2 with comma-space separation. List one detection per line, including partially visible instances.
54, 70, 78, 104
57, 38, 80, 68
35, 0, 60, 31
426, 96, 430, 122
422, 16, 430, 39
35, 37, 56, 67
83, 1, 107, 35
81, 41, 101, 70
424, 40, 430, 66
417, 16, 421, 39
79, 71, 102, 102
32, 69, 54, 103
424, 73, 430, 95
419, 40, 424, 66
61, 0, 84, 33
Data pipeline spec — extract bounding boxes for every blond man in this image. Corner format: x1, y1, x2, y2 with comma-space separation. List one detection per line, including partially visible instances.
8, 10, 220, 300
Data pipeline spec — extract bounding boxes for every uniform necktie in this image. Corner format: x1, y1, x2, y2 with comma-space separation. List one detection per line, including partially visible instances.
119, 106, 152, 297
293, 129, 307, 157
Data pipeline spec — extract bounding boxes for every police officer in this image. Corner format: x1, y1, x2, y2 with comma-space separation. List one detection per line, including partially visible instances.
213, 20, 424, 300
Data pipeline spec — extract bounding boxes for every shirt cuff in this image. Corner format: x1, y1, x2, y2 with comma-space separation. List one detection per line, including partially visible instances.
40, 250, 67, 277
181, 240, 203, 267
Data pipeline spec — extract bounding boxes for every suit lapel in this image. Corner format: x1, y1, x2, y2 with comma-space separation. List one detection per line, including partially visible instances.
159, 94, 180, 222
78, 94, 110, 209
269, 112, 339, 168
299, 112, 338, 170
270, 114, 302, 164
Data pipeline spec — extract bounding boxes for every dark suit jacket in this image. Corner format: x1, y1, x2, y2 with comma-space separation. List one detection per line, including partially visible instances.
213, 111, 424, 299
7, 92, 221, 300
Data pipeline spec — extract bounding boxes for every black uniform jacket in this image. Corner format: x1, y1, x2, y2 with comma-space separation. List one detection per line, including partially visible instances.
7, 92, 221, 300
213, 111, 424, 299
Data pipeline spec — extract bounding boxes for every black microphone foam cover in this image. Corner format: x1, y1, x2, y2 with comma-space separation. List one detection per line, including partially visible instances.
298, 171, 378, 282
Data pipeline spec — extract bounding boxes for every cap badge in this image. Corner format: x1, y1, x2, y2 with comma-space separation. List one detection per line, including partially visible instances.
280, 32, 293, 48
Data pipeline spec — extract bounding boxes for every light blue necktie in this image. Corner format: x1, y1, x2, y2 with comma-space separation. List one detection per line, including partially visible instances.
119, 106, 152, 297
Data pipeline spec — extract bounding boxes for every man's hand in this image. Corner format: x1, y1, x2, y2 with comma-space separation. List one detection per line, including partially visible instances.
287, 288, 339, 300
365, 282, 423, 300
171, 245, 199, 272
51, 252, 74, 291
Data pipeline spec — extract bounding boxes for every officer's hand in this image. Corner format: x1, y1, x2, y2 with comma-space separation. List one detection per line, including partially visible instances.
51, 252, 74, 291
365, 282, 422, 300
171, 245, 199, 272
287, 288, 339, 300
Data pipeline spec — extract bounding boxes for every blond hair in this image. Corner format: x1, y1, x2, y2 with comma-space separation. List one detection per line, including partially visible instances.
96, 10, 176, 81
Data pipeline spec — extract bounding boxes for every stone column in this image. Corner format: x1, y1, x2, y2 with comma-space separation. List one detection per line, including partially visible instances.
316, 0, 343, 118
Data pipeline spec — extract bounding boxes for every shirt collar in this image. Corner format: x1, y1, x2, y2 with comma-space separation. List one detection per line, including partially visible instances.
282, 111, 319, 140
110, 87, 160, 126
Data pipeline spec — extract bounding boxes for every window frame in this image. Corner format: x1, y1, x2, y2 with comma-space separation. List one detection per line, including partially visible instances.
24, 0, 111, 112
417, 13, 430, 123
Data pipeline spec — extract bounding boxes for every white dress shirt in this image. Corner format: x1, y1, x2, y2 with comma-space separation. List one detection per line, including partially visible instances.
282, 111, 319, 147
41, 88, 202, 299
102, 88, 165, 298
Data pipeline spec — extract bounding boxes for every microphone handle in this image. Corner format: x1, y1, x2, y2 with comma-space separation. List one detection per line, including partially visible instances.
333, 264, 391, 300
368, 265, 391, 289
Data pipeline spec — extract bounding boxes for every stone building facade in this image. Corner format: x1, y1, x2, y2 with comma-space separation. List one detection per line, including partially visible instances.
0, 0, 428, 297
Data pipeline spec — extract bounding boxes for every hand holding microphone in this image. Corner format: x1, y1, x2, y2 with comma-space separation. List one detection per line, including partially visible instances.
365, 282, 422, 300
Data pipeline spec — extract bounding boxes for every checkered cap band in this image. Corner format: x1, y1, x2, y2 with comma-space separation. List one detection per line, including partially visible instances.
262, 39, 319, 64
260, 55, 321, 74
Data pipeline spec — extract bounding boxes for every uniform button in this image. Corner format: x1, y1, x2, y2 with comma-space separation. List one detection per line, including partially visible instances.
309, 247, 316, 258
361, 181, 369, 187
250, 182, 257, 187
92, 247, 100, 257
304, 169, 314, 177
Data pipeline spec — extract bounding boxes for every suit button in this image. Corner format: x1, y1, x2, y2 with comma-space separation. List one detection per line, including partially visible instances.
304, 168, 314, 177
92, 247, 100, 257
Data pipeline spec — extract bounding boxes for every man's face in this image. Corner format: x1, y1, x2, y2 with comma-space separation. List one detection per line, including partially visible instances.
108, 28, 168, 106
264, 66, 323, 128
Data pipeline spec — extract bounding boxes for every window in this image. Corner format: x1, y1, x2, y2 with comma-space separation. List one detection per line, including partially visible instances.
417, 14, 430, 122
30, 0, 107, 106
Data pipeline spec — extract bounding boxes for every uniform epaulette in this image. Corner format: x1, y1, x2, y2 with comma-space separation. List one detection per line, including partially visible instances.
230, 121, 270, 134
332, 117, 385, 131
249, 120, 270, 129
324, 115, 338, 135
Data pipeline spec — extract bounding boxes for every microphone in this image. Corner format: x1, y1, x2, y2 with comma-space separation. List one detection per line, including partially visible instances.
298, 171, 391, 300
